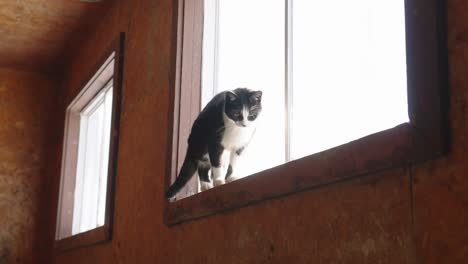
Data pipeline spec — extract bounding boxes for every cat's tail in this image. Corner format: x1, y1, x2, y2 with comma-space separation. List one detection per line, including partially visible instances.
165, 157, 198, 199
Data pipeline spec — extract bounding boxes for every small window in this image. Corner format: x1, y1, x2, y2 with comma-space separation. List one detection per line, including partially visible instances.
166, 1, 447, 224
72, 82, 113, 235
55, 34, 124, 250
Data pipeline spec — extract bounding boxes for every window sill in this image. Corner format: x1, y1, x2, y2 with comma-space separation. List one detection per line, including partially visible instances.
54, 226, 110, 253
165, 0, 448, 226
165, 122, 446, 225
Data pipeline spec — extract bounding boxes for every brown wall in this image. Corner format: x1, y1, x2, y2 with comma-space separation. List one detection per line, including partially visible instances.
0, 68, 58, 264
49, 0, 468, 263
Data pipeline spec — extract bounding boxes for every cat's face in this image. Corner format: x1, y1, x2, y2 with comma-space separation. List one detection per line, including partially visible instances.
224, 88, 262, 127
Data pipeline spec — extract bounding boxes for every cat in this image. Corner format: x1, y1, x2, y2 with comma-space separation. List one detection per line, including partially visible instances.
165, 87, 263, 199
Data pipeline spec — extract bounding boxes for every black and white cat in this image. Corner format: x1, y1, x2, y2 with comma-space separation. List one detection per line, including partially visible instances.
165, 88, 263, 199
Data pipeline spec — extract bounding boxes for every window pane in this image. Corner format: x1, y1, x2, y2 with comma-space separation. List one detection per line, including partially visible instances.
291, 0, 408, 159
72, 86, 113, 234
202, 0, 286, 177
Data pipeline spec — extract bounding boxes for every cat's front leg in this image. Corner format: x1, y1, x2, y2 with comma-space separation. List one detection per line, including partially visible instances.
200, 180, 213, 191
226, 146, 244, 183
209, 144, 229, 187
198, 160, 213, 192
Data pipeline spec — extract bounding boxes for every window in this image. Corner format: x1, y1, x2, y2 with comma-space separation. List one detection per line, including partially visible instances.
55, 34, 124, 251
166, 1, 447, 224
72, 83, 113, 235
201, 0, 409, 177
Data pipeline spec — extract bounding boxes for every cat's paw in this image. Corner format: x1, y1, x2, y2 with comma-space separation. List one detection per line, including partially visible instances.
213, 179, 225, 187
226, 175, 240, 183
200, 180, 213, 191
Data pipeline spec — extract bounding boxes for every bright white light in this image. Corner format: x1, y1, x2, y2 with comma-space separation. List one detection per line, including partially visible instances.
73, 85, 113, 235
202, 0, 286, 177
291, 0, 408, 159
202, 0, 408, 177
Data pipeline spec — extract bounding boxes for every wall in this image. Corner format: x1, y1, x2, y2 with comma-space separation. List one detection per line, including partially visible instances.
50, 0, 468, 263
0, 68, 58, 264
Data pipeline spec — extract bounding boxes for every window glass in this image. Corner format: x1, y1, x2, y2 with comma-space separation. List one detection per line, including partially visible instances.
291, 0, 408, 159
202, 0, 286, 177
73, 84, 113, 234
201, 0, 408, 178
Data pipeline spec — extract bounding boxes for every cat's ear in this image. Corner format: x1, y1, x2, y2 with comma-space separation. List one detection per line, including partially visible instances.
226, 91, 237, 102
251, 90, 263, 102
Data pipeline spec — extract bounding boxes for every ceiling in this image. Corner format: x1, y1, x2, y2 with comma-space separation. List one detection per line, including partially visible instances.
0, 0, 110, 73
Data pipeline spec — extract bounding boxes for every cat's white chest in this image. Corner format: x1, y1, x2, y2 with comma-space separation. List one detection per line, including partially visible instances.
221, 123, 254, 150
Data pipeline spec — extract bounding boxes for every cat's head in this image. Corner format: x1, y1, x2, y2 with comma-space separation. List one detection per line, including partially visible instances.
224, 88, 262, 127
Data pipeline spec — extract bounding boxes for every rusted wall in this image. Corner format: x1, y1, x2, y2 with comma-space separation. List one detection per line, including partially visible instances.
0, 0, 112, 73
49, 0, 468, 263
0, 68, 58, 264
413, 1, 468, 262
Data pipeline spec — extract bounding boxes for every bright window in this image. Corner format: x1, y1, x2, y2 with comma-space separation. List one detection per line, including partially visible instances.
168, 0, 446, 225
201, 0, 408, 178
72, 82, 113, 235
56, 52, 116, 240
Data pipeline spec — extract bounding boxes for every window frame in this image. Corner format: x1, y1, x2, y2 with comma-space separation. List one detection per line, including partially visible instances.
55, 33, 125, 251
72, 81, 113, 234
165, 0, 448, 225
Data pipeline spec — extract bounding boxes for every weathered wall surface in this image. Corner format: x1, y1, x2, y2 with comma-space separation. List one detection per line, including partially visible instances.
413, 1, 468, 262
49, 0, 468, 263
0, 68, 58, 264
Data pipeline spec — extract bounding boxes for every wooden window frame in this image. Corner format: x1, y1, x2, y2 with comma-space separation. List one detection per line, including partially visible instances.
55, 33, 125, 251
165, 0, 448, 225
